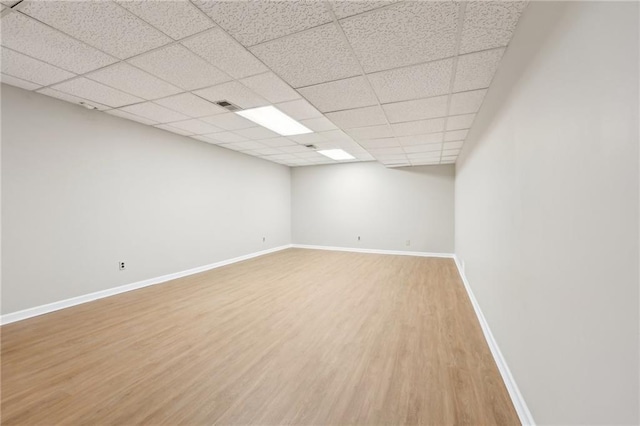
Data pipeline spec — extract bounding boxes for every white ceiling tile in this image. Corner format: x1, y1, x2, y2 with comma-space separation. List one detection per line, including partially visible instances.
251, 148, 285, 156
449, 89, 487, 115
105, 108, 158, 126
0, 13, 116, 73
267, 153, 298, 161
154, 123, 194, 136
446, 114, 476, 131
392, 118, 445, 137
218, 143, 247, 152
289, 133, 327, 144
398, 133, 444, 146
167, 119, 223, 135
298, 76, 377, 113
86, 62, 182, 100
19, 0, 171, 59
330, 0, 399, 19
259, 137, 298, 148
120, 102, 191, 123
201, 131, 247, 144
37, 87, 111, 110
230, 141, 269, 151
441, 155, 457, 161
192, 0, 332, 47
444, 141, 464, 150
299, 117, 338, 132
317, 129, 355, 142
153, 92, 226, 118
325, 105, 386, 128
117, 0, 213, 40
444, 129, 469, 141
443, 149, 461, 156
346, 125, 394, 140
358, 138, 399, 149
411, 160, 440, 166
50, 78, 143, 108
278, 144, 311, 153
367, 147, 405, 156
382, 95, 448, 123
129, 44, 230, 91
460, 1, 527, 54
234, 126, 279, 140
191, 135, 222, 145
239, 72, 300, 104
275, 98, 323, 120
1, 47, 74, 86
368, 58, 453, 103
340, 2, 459, 72
250, 23, 361, 88
194, 81, 269, 109
374, 154, 408, 161
454, 49, 505, 92
181, 28, 268, 79
404, 144, 442, 154
200, 112, 256, 131
1, 73, 41, 90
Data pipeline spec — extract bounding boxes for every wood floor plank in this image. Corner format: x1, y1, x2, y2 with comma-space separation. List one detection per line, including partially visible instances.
1, 248, 519, 425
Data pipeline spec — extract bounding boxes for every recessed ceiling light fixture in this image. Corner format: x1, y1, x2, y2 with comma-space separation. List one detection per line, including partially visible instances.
317, 149, 355, 161
235, 106, 312, 136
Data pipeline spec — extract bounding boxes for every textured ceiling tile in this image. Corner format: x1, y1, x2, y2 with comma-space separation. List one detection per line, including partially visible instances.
234, 126, 279, 140
275, 98, 323, 120
368, 147, 405, 156
250, 24, 362, 88
106, 108, 159, 126
289, 133, 328, 144
1, 47, 75, 86
259, 137, 298, 148
299, 117, 338, 132
200, 113, 256, 131
340, 1, 459, 73
37, 87, 111, 110
1, 73, 41, 91
404, 144, 442, 154
454, 48, 504, 92
153, 93, 225, 118
392, 118, 445, 137
0, 13, 116, 73
240, 72, 300, 104
443, 148, 461, 156
325, 105, 386, 129
251, 147, 285, 156
181, 28, 268, 79
444, 129, 469, 141
441, 155, 457, 161
194, 81, 269, 109
298, 76, 378, 112
50, 78, 143, 108
118, 0, 213, 40
229, 140, 269, 151
120, 102, 191, 123
166, 119, 223, 135
191, 0, 332, 46
382, 95, 448, 123
330, 0, 399, 19
444, 140, 464, 150
460, 1, 527, 54
86, 62, 182, 100
346, 125, 394, 140
316, 129, 355, 142
398, 133, 444, 146
368, 58, 453, 103
19, 0, 171, 59
358, 138, 399, 149
191, 135, 220, 145
154, 123, 194, 136
278, 144, 311, 153
129, 44, 230, 91
446, 114, 475, 131
201, 131, 247, 143
449, 89, 487, 115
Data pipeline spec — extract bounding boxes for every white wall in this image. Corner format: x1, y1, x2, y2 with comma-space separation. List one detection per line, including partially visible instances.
1, 84, 291, 314
455, 2, 639, 425
292, 162, 454, 253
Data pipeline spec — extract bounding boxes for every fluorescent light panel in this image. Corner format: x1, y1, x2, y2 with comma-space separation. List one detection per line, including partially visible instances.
235, 106, 312, 136
317, 149, 355, 161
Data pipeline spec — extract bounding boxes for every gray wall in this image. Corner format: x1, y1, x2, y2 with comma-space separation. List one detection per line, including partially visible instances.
455, 2, 639, 424
1, 84, 292, 314
291, 162, 454, 253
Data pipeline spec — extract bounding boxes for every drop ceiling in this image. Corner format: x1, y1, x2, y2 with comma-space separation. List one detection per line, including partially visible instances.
0, 0, 526, 168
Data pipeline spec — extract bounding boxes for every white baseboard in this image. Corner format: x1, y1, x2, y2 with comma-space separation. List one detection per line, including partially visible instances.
291, 244, 455, 258
0, 244, 293, 326
453, 255, 535, 426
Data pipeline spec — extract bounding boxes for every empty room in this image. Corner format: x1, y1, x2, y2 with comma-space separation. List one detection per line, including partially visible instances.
1, 0, 638, 425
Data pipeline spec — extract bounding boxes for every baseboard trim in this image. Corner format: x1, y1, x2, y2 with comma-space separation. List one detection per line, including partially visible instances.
453, 255, 535, 426
0, 244, 293, 326
291, 244, 455, 258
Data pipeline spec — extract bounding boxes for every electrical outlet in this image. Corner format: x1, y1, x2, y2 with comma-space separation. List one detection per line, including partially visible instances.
406, 240, 411, 246
358, 236, 361, 241
262, 236, 266, 243
119, 261, 126, 271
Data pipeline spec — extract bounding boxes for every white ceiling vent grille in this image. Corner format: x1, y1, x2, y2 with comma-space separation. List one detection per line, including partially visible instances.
214, 100, 241, 112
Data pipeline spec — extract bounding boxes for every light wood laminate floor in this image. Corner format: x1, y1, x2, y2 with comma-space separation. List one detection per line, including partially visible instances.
1, 248, 519, 425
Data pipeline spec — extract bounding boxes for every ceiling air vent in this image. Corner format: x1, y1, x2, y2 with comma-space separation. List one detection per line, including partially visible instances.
214, 100, 241, 112
305, 144, 317, 150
